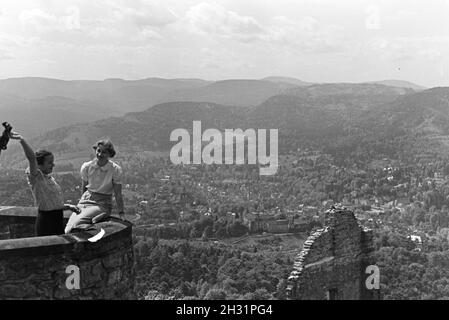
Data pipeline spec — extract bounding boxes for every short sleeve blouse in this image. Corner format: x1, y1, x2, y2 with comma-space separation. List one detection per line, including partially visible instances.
26, 169, 65, 211
80, 159, 123, 195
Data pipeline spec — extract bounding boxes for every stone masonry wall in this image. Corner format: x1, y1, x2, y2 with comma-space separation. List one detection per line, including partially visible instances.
0, 207, 39, 239
286, 206, 379, 300
0, 207, 135, 300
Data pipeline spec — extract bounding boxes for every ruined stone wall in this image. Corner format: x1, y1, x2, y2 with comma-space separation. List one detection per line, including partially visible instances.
0, 207, 135, 300
286, 207, 379, 300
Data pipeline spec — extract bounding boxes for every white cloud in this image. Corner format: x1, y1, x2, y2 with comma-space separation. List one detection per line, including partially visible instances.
365, 5, 381, 30
106, 0, 178, 28
0, 34, 39, 47
26, 58, 57, 67
264, 16, 345, 54
183, 4, 345, 53
363, 36, 449, 63
1, 0, 448, 86
88, 26, 124, 40
386, 9, 418, 22
134, 27, 163, 41
268, 16, 319, 41
19, 8, 58, 31
65, 6, 81, 30
70, 0, 178, 44
185, 3, 265, 41
16, 1, 176, 43
19, 7, 82, 32
198, 47, 253, 70
0, 50, 13, 61
371, 38, 412, 61
418, 48, 442, 61
199, 47, 227, 69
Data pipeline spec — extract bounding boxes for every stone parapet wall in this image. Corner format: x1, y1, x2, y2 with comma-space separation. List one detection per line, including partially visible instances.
0, 207, 135, 300
0, 206, 39, 239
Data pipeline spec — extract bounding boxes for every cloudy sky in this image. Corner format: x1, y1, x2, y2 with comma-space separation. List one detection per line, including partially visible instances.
0, 0, 448, 87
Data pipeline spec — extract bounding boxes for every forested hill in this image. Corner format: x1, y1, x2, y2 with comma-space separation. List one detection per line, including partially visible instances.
3, 84, 448, 167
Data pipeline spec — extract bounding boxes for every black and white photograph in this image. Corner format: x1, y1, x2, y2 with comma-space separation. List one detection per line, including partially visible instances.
0, 0, 449, 302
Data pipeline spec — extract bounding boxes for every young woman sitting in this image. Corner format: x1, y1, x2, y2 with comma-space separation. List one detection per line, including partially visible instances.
65, 139, 125, 233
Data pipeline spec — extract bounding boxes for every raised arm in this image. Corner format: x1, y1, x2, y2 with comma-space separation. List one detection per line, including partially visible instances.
10, 132, 38, 175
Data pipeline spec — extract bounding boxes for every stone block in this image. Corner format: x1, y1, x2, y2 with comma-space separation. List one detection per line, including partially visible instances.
54, 287, 74, 300
107, 269, 122, 285
82, 261, 105, 287
0, 283, 37, 298
102, 252, 125, 269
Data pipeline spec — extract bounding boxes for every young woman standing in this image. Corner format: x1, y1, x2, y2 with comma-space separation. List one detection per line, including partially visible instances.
10, 131, 80, 236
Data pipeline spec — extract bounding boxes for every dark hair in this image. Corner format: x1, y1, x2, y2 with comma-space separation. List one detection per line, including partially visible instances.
93, 139, 116, 158
35, 150, 53, 165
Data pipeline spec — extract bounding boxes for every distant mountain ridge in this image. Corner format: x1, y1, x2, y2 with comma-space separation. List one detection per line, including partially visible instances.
262, 76, 313, 89
0, 76, 430, 141
4, 83, 448, 169
0, 77, 297, 137
160, 79, 287, 107
365, 79, 426, 91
